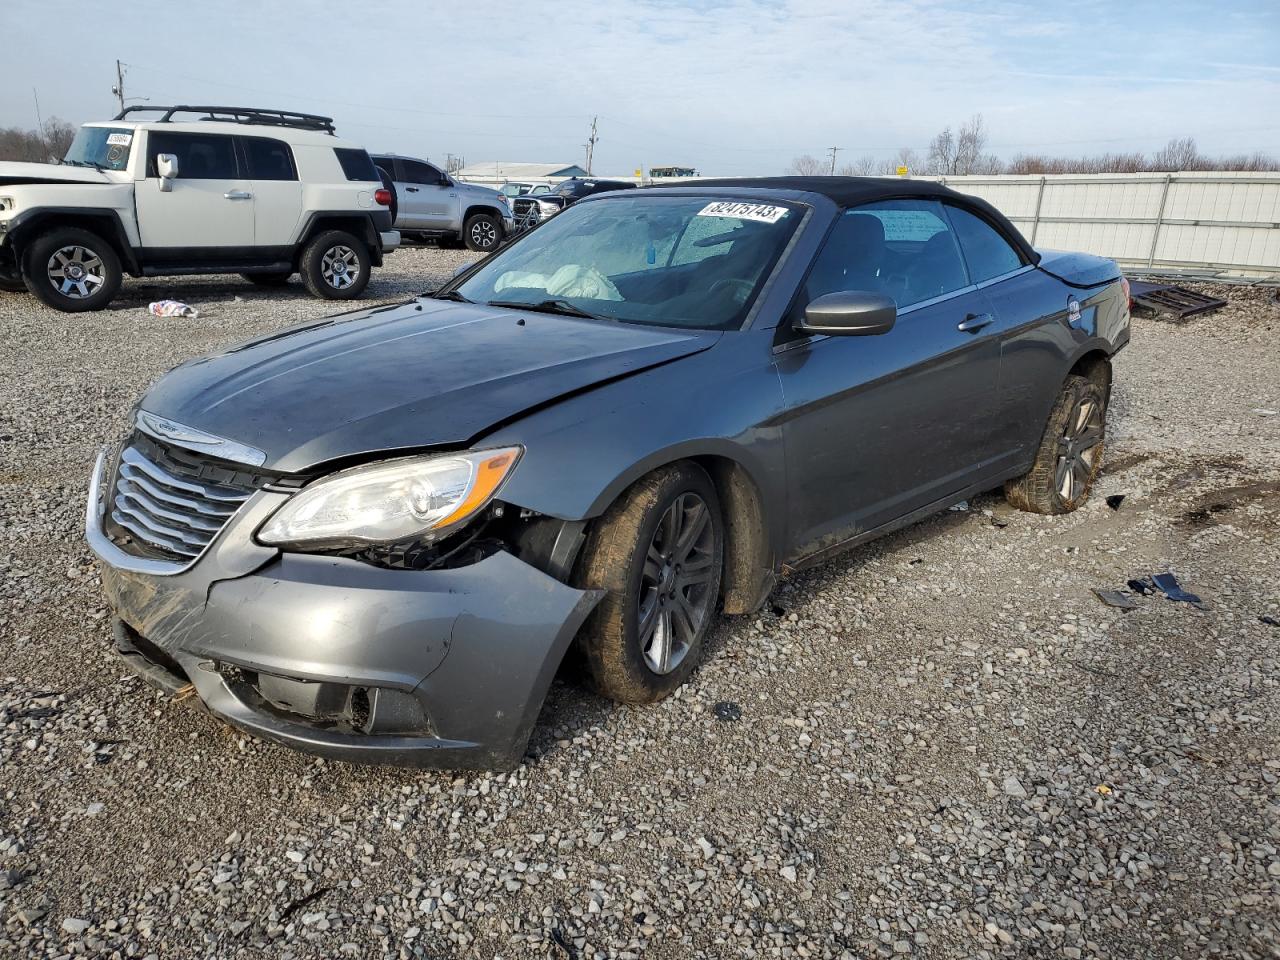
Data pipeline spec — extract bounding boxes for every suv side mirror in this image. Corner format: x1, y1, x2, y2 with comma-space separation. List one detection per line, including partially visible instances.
797, 291, 896, 337
156, 153, 179, 192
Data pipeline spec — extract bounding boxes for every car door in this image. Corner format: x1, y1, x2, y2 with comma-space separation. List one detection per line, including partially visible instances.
135, 131, 254, 254
774, 199, 1004, 561
240, 135, 302, 253
399, 159, 456, 230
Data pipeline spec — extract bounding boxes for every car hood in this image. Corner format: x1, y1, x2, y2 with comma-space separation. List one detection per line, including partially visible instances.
140, 299, 718, 474
0, 161, 115, 186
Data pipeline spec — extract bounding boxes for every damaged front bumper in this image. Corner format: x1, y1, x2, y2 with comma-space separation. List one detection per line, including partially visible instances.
85, 451, 600, 769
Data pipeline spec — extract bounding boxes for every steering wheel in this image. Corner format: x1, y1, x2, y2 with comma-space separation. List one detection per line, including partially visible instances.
710, 278, 754, 303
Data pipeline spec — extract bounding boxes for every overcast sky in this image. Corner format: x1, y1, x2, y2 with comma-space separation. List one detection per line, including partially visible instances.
3, 0, 1278, 175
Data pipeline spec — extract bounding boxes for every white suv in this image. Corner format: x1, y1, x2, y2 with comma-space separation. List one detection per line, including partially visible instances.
0, 105, 399, 312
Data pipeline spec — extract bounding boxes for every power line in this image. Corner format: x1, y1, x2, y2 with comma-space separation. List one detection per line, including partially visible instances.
827, 146, 841, 174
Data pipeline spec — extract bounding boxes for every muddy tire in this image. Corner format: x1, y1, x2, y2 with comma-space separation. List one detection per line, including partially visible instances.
1005, 374, 1106, 514
575, 463, 724, 704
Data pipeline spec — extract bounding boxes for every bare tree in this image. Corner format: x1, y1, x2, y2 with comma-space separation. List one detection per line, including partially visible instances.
1152, 137, 1206, 172
838, 154, 879, 176
926, 127, 955, 175
0, 117, 76, 163
785, 154, 827, 176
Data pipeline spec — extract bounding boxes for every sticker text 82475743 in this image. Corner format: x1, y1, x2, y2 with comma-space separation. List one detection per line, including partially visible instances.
696, 201, 789, 224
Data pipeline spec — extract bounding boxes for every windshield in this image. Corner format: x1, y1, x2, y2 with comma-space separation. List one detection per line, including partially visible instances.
63, 126, 134, 171
455, 195, 801, 330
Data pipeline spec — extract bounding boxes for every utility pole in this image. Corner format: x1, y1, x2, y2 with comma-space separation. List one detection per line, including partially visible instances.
112, 60, 127, 114
826, 146, 841, 175
585, 116, 599, 175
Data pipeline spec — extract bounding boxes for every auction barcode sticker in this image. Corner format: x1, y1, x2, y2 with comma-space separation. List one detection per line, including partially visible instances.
106, 133, 133, 146
696, 201, 789, 224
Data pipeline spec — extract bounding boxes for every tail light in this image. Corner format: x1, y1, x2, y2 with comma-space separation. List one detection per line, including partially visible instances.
374, 188, 391, 206
1120, 275, 1131, 311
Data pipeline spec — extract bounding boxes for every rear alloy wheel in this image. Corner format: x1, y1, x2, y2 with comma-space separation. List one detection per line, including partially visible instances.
24, 228, 123, 312
463, 212, 502, 253
1005, 374, 1106, 514
576, 464, 724, 703
300, 230, 370, 300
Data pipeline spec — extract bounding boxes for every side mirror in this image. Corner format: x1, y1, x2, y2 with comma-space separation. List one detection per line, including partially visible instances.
156, 153, 179, 192
798, 291, 897, 337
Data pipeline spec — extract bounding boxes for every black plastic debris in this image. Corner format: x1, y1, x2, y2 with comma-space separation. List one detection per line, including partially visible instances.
1127, 578, 1157, 596
713, 701, 742, 722
1260, 615, 1279, 627
1106, 494, 1126, 511
1092, 589, 1140, 611
1151, 572, 1207, 610
1128, 281, 1226, 320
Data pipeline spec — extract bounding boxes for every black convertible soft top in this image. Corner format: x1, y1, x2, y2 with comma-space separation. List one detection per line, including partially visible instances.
659, 176, 1040, 265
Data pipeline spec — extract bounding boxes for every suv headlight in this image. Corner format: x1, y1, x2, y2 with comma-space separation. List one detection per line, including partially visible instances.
257, 447, 521, 549
0, 197, 13, 213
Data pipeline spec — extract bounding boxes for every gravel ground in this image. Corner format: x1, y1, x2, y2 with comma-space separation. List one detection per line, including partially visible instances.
1, 257, 1278, 960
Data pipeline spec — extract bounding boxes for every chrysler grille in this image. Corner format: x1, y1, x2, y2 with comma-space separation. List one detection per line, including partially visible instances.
105, 436, 260, 562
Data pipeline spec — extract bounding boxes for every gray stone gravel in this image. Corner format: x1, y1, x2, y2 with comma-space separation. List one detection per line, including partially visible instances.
1, 260, 1278, 959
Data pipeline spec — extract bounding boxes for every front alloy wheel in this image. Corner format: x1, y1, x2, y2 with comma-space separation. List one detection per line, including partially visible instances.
576, 463, 724, 703
637, 493, 718, 674
23, 227, 123, 312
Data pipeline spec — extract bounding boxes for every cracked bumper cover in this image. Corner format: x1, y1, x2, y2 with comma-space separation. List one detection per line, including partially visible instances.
86, 453, 600, 769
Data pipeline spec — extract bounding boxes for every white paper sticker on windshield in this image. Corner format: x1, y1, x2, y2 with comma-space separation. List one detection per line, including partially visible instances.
696, 201, 788, 224
106, 133, 133, 146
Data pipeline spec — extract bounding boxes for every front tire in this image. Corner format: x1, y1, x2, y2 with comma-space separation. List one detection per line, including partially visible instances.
1005, 374, 1106, 514
463, 212, 502, 253
23, 228, 123, 312
300, 230, 370, 300
575, 464, 724, 704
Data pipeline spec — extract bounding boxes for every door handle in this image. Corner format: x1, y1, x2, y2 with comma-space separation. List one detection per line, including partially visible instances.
957, 312, 993, 333
406, 186, 419, 193
223, 190, 253, 200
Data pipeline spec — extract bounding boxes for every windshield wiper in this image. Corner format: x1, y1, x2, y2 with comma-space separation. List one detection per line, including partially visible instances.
432, 289, 472, 302
62, 159, 104, 171
487, 298, 604, 320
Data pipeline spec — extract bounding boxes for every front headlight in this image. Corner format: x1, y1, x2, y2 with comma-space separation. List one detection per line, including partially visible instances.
0, 197, 13, 213
257, 447, 521, 549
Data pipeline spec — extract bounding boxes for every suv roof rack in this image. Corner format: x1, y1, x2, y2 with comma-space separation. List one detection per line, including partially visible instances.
111, 105, 336, 135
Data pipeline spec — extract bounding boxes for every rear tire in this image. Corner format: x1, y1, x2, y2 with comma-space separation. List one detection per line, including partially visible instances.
300, 230, 370, 300
1005, 374, 1106, 514
241, 271, 292, 287
23, 228, 123, 312
575, 464, 724, 704
463, 213, 502, 253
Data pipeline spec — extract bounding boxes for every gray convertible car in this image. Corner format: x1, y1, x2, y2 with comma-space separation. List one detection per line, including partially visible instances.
86, 177, 1129, 769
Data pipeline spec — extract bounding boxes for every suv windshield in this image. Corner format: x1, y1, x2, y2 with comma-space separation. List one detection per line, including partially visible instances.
63, 126, 133, 171
455, 195, 801, 330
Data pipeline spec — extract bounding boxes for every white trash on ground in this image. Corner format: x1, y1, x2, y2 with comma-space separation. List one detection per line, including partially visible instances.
148, 300, 199, 318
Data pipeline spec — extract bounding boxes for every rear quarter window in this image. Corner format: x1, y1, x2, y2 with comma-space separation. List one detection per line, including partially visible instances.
334, 147, 379, 182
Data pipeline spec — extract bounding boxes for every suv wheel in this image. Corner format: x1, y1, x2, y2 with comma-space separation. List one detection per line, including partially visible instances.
24, 228, 123, 312
1005, 374, 1107, 514
300, 230, 370, 300
575, 464, 724, 703
463, 213, 502, 252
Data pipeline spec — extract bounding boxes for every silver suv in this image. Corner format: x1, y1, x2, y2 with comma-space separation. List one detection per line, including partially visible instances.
372, 154, 513, 252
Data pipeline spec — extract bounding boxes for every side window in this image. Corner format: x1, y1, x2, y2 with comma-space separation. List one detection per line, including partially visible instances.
147, 133, 238, 180
804, 199, 969, 309
403, 161, 446, 186
946, 205, 1023, 282
333, 147, 379, 182
241, 137, 297, 181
